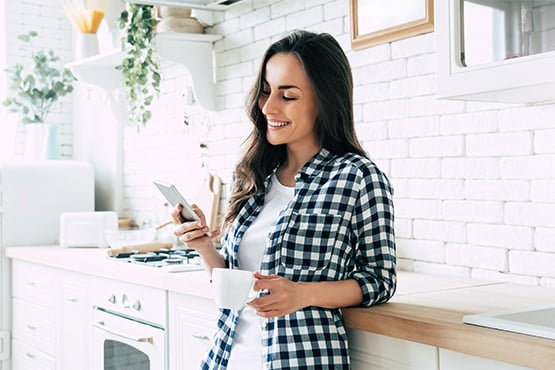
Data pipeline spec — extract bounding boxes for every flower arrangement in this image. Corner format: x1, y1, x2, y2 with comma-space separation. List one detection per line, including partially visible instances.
2, 31, 75, 124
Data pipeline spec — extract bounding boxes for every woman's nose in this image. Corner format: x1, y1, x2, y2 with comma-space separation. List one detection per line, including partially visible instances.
260, 94, 277, 115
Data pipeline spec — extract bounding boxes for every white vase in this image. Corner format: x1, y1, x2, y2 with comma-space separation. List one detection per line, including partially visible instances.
24, 124, 61, 160
43, 123, 61, 160
74, 33, 100, 61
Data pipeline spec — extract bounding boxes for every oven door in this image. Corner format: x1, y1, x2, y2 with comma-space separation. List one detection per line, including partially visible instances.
92, 308, 166, 370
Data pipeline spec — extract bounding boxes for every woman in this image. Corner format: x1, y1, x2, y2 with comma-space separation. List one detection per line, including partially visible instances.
172, 30, 396, 370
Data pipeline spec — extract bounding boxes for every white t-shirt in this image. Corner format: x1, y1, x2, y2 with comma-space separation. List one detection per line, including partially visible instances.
226, 174, 294, 370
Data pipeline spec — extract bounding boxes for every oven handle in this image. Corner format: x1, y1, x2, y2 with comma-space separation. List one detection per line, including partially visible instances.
94, 321, 154, 344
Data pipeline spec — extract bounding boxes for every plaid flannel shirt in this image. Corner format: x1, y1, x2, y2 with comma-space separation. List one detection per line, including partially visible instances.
201, 148, 396, 370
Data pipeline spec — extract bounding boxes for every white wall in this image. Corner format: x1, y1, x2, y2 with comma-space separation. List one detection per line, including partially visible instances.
4, 0, 555, 287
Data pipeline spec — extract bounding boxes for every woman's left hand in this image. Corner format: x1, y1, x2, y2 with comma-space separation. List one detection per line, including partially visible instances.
246, 272, 308, 318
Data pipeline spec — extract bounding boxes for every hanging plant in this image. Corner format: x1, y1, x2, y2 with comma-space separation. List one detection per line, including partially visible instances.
116, 4, 161, 129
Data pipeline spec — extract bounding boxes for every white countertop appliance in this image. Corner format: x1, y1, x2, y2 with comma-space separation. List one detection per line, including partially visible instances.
0, 160, 94, 370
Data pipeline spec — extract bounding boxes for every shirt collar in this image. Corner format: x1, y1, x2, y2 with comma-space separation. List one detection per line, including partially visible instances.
298, 148, 333, 179
264, 147, 335, 186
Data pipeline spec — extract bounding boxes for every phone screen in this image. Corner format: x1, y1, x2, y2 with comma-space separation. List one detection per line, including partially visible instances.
153, 180, 200, 222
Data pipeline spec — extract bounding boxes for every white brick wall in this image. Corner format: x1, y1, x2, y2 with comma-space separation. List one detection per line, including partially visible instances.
6, 0, 555, 286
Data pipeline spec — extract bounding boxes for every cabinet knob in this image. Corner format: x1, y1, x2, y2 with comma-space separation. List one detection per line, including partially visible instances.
132, 300, 141, 311
108, 294, 116, 304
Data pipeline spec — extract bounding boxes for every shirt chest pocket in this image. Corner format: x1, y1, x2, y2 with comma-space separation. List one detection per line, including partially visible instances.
279, 213, 344, 272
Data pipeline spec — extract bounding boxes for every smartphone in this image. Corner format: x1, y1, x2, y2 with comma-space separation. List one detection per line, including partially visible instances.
153, 180, 200, 222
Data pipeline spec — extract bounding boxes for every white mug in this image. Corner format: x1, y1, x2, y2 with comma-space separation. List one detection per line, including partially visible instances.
211, 268, 256, 310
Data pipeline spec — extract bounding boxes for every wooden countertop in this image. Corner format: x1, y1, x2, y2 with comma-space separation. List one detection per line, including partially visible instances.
344, 273, 555, 370
6, 246, 555, 369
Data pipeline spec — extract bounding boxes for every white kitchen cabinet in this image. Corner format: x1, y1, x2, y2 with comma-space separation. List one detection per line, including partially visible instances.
168, 292, 218, 369
11, 260, 92, 370
57, 274, 91, 370
11, 339, 56, 370
11, 261, 58, 369
439, 348, 533, 370
347, 329, 535, 370
435, 0, 555, 104
347, 329, 439, 370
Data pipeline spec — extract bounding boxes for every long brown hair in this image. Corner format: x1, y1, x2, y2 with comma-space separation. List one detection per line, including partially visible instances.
224, 30, 366, 228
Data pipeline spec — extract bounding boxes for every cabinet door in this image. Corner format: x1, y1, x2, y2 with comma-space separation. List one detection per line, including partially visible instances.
12, 261, 58, 308
439, 348, 533, 370
435, 0, 555, 103
12, 298, 56, 356
168, 293, 218, 370
58, 279, 90, 370
347, 329, 439, 370
12, 339, 56, 370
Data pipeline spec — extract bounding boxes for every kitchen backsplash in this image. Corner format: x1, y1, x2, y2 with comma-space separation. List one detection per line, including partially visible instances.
3, 0, 555, 288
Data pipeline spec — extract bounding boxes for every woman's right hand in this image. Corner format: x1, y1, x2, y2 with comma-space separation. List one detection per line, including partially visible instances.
171, 204, 220, 251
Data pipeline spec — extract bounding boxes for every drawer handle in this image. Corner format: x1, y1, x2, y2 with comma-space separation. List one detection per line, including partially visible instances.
66, 297, 78, 302
26, 281, 37, 287
94, 321, 153, 344
26, 324, 36, 331
191, 331, 210, 341
26, 352, 35, 359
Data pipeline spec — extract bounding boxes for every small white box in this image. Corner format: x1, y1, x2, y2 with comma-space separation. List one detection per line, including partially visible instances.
60, 212, 118, 248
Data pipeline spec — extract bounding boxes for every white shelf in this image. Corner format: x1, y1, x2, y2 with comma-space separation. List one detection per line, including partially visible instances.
68, 32, 223, 111
67, 50, 124, 92
155, 32, 221, 111
127, 0, 244, 11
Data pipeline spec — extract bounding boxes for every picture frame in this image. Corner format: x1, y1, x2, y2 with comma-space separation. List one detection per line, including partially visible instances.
350, 0, 434, 50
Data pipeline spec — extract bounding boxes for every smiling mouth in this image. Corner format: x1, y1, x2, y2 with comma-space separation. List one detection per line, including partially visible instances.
268, 120, 290, 128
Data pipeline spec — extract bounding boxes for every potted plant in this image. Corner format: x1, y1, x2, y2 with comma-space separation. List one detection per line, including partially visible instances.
117, 3, 161, 129
2, 31, 75, 159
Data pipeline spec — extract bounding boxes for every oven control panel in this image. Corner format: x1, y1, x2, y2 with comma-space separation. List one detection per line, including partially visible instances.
91, 277, 166, 326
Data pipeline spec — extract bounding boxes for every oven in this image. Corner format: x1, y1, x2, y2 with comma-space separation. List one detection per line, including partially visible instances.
91, 277, 167, 370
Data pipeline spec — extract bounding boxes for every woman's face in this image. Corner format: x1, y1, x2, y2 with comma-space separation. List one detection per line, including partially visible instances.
258, 52, 319, 151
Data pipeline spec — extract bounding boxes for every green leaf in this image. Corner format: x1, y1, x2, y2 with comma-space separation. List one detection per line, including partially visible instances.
4, 31, 74, 124
115, 4, 159, 130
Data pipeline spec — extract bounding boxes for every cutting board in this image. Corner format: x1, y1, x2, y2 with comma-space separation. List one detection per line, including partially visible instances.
194, 172, 223, 231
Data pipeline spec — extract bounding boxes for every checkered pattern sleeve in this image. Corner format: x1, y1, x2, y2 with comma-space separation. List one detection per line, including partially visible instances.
348, 160, 396, 306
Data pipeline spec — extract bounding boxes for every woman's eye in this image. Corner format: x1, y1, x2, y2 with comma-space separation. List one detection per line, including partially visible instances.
283, 96, 297, 101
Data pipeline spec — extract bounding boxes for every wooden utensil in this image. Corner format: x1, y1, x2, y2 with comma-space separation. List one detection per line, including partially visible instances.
106, 242, 173, 257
